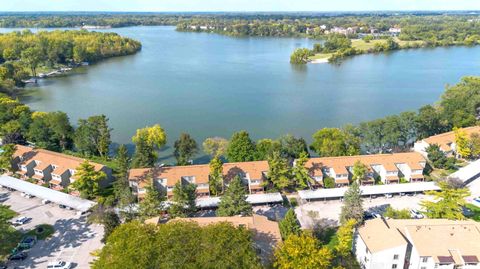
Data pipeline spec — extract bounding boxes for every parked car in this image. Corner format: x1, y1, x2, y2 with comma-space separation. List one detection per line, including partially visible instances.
385, 194, 393, 198
410, 209, 424, 219
47, 261, 72, 269
363, 212, 375, 220
12, 216, 31, 226
18, 235, 37, 249
8, 251, 27, 261
42, 199, 51, 204
59, 204, 67, 209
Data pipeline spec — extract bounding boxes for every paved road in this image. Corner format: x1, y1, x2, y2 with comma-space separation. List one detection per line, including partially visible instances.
295, 193, 431, 229
1, 188, 103, 269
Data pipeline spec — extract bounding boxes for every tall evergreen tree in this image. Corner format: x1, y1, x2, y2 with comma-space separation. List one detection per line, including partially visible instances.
226, 130, 256, 162
0, 144, 15, 173
209, 156, 223, 196
169, 182, 197, 218
279, 208, 301, 240
291, 151, 312, 189
173, 133, 198, 165
138, 181, 165, 220
339, 181, 363, 225
267, 151, 292, 191
217, 175, 252, 217
113, 145, 136, 220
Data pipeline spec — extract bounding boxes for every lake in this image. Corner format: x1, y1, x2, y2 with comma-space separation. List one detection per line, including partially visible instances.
6, 26, 480, 162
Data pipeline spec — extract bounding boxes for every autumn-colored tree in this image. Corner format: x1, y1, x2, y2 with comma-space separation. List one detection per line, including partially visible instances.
71, 160, 106, 199
420, 181, 470, 220
274, 233, 333, 269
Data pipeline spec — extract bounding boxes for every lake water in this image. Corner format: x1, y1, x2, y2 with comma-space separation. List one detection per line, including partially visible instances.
5, 26, 480, 161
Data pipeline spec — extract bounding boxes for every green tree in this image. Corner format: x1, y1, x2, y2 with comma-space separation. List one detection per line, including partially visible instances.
290, 48, 312, 64
267, 151, 292, 191
217, 175, 252, 217
279, 208, 301, 240
440, 77, 480, 128
254, 138, 281, 160
324, 176, 335, 188
74, 115, 111, 158
416, 105, 445, 139
131, 124, 167, 168
169, 182, 197, 218
113, 145, 136, 220
173, 133, 198, 165
426, 144, 456, 170
383, 206, 411, 219
339, 181, 363, 225
0, 144, 15, 173
420, 181, 470, 220
138, 181, 165, 220
274, 233, 333, 269
71, 160, 106, 199
101, 211, 120, 243
292, 151, 312, 189
278, 134, 310, 160
352, 160, 369, 183
310, 128, 360, 157
21, 46, 43, 77
202, 137, 228, 157
470, 133, 480, 157
209, 156, 223, 196
92, 221, 262, 269
226, 131, 256, 162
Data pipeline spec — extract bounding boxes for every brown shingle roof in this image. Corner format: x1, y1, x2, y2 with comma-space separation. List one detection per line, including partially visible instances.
358, 218, 408, 253
15, 145, 105, 175
223, 161, 269, 181
306, 152, 426, 177
423, 126, 480, 152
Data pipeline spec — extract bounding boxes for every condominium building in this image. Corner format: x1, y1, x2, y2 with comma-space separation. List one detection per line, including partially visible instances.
305, 152, 427, 188
414, 126, 480, 157
128, 161, 269, 199
355, 218, 480, 269
12, 145, 113, 191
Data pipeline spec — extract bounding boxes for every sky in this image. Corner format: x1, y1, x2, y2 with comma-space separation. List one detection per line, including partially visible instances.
1, 0, 480, 12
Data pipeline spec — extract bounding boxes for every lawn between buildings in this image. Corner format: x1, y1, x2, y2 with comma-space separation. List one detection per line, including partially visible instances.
0, 206, 54, 262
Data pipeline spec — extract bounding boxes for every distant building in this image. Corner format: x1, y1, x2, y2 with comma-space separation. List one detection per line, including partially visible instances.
329, 26, 357, 36
304, 152, 427, 188
355, 218, 480, 269
414, 126, 480, 157
12, 145, 113, 191
389, 27, 402, 36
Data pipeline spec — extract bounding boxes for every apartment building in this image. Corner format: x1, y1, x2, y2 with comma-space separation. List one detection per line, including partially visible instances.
12, 145, 112, 190
414, 126, 480, 157
305, 152, 427, 187
355, 218, 480, 269
128, 161, 269, 199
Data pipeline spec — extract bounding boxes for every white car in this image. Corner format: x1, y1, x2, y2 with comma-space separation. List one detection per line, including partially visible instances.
410, 209, 424, 219
47, 261, 72, 269
12, 216, 31, 226
385, 194, 393, 198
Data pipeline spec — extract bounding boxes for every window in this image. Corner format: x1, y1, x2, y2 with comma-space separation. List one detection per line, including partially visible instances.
392, 264, 397, 269
421, 257, 428, 263
393, 254, 399, 260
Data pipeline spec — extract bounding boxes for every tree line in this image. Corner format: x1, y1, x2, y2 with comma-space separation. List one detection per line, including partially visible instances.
0, 29, 141, 95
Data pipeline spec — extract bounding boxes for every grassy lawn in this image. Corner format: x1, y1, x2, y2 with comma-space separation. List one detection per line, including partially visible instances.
351, 39, 386, 51
465, 204, 480, 222
0, 205, 21, 261
309, 53, 333, 61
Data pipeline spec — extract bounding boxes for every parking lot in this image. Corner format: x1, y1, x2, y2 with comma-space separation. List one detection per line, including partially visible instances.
295, 193, 432, 229
1, 188, 103, 269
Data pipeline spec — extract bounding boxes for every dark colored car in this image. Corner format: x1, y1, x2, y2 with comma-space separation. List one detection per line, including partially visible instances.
19, 235, 37, 249
9, 251, 27, 261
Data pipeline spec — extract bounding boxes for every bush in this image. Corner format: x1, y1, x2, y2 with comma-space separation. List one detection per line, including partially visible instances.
289, 197, 298, 207
323, 177, 335, 188
26, 224, 55, 240
384, 206, 411, 219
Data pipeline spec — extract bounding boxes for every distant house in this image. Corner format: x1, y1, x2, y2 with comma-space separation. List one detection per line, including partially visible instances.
414, 126, 480, 157
304, 152, 427, 187
128, 161, 269, 200
12, 145, 113, 191
355, 218, 480, 269
388, 27, 402, 36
